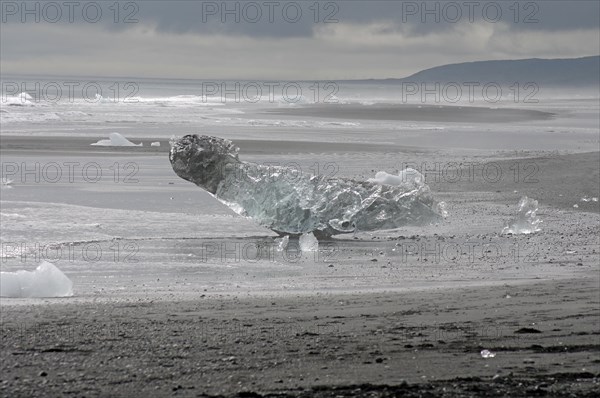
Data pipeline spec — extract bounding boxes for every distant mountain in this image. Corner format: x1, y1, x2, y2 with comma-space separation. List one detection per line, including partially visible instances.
397, 56, 599, 87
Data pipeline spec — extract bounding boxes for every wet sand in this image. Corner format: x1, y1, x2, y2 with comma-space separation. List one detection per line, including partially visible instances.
2, 136, 597, 213
264, 104, 556, 123
0, 136, 429, 156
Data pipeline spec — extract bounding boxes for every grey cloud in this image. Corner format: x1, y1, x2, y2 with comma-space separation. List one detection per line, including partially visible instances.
3, 1, 598, 36
133, 1, 600, 35
1, 1, 598, 80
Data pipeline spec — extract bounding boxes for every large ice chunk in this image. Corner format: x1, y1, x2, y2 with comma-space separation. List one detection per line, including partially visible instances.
91, 133, 142, 147
0, 261, 73, 298
502, 196, 541, 234
170, 135, 443, 237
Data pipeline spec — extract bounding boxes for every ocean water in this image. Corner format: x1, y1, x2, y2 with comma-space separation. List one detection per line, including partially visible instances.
2, 75, 598, 145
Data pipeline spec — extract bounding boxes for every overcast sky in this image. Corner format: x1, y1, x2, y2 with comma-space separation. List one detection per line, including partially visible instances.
1, 0, 599, 79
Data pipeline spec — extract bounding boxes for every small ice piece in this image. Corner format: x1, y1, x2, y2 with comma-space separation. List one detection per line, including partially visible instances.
592, 197, 599, 202
299, 232, 318, 252
502, 196, 541, 235
92, 94, 113, 103
3, 92, 34, 106
581, 196, 590, 202
573, 204, 579, 208
151, 142, 161, 147
368, 168, 424, 187
480, 349, 496, 359
1, 177, 13, 189
19, 92, 33, 101
436, 201, 449, 218
91, 133, 142, 147
0, 261, 73, 298
275, 235, 289, 251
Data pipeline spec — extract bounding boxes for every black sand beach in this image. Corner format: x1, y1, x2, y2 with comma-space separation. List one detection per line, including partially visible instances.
1, 277, 598, 397
1, 136, 598, 397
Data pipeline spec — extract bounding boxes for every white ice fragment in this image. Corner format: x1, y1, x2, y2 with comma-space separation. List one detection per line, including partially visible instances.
93, 94, 114, 103
368, 168, 424, 187
91, 133, 142, 147
592, 197, 599, 202
1, 177, 13, 189
502, 196, 541, 235
2, 92, 34, 106
436, 201, 449, 218
299, 232, 318, 252
573, 204, 579, 208
480, 349, 496, 358
275, 235, 289, 251
19, 92, 33, 101
0, 261, 73, 298
150, 142, 161, 147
